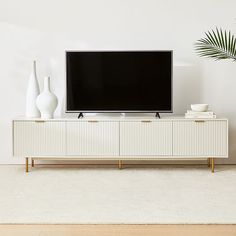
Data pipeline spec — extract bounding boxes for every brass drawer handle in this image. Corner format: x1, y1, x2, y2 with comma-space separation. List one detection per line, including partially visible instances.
88, 120, 99, 123
34, 120, 46, 123
141, 120, 152, 123
194, 120, 205, 123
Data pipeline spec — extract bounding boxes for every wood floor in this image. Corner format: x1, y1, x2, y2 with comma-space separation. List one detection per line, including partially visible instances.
0, 225, 235, 236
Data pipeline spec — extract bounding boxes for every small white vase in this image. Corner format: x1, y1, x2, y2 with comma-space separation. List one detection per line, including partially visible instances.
36, 76, 58, 119
26, 61, 40, 118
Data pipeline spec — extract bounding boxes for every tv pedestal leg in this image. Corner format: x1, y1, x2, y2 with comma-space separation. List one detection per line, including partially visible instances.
155, 112, 161, 119
78, 113, 84, 119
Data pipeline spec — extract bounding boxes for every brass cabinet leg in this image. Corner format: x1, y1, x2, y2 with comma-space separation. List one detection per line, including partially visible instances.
118, 160, 122, 170
31, 159, 34, 167
26, 157, 29, 173
207, 158, 210, 167
211, 158, 214, 173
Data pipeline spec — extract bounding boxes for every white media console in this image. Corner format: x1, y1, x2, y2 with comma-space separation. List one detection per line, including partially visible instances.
12, 116, 228, 173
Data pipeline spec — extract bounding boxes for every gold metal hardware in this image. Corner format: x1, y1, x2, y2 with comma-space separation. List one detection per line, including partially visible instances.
26, 158, 29, 173
141, 120, 152, 123
118, 160, 123, 170
88, 120, 99, 123
207, 158, 210, 167
211, 158, 214, 173
194, 120, 205, 123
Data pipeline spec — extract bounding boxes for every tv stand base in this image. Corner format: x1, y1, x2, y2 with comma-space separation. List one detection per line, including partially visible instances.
12, 117, 228, 174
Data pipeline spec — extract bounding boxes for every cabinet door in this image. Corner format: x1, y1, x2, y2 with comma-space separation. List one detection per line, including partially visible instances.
13, 121, 66, 156
173, 120, 228, 157
120, 121, 172, 156
67, 121, 119, 156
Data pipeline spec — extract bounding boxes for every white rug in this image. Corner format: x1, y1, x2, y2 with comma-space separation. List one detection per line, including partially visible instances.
0, 165, 236, 224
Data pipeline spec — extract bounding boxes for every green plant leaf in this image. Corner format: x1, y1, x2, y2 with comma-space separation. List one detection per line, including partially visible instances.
195, 28, 236, 61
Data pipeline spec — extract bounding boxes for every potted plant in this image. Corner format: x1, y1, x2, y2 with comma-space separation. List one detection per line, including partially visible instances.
195, 28, 236, 61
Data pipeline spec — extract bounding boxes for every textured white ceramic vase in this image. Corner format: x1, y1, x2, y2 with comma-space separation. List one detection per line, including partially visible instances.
36, 76, 58, 119
26, 61, 40, 118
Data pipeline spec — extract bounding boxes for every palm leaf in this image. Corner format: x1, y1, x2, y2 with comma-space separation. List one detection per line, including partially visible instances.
195, 28, 236, 61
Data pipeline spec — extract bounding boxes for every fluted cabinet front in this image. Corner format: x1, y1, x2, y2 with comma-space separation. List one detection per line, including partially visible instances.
13, 119, 228, 160
173, 120, 228, 157
120, 121, 172, 156
66, 121, 119, 156
13, 121, 66, 156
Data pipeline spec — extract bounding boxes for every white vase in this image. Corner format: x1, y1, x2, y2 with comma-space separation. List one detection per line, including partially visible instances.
26, 61, 40, 118
36, 76, 58, 119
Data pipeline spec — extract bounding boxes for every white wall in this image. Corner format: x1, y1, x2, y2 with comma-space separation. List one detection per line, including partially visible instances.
0, 0, 236, 164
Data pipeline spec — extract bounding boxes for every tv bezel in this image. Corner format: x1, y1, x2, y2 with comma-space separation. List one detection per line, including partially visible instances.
65, 50, 173, 114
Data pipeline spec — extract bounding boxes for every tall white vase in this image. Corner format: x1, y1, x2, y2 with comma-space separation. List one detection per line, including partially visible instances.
26, 61, 40, 118
36, 76, 58, 119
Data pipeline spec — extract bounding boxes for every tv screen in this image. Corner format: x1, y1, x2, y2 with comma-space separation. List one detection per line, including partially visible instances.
66, 51, 172, 113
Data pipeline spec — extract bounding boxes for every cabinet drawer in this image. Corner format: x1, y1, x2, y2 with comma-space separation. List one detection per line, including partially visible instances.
120, 121, 172, 156
173, 120, 228, 157
13, 121, 66, 156
67, 121, 119, 156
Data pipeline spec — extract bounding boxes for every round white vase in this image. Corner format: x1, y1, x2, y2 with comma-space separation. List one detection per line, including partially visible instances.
36, 76, 58, 119
26, 61, 40, 118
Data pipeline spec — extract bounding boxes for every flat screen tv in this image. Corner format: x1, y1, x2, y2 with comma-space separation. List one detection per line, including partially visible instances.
66, 51, 172, 113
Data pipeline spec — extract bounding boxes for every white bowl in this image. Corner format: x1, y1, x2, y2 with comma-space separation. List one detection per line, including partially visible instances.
191, 104, 209, 112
